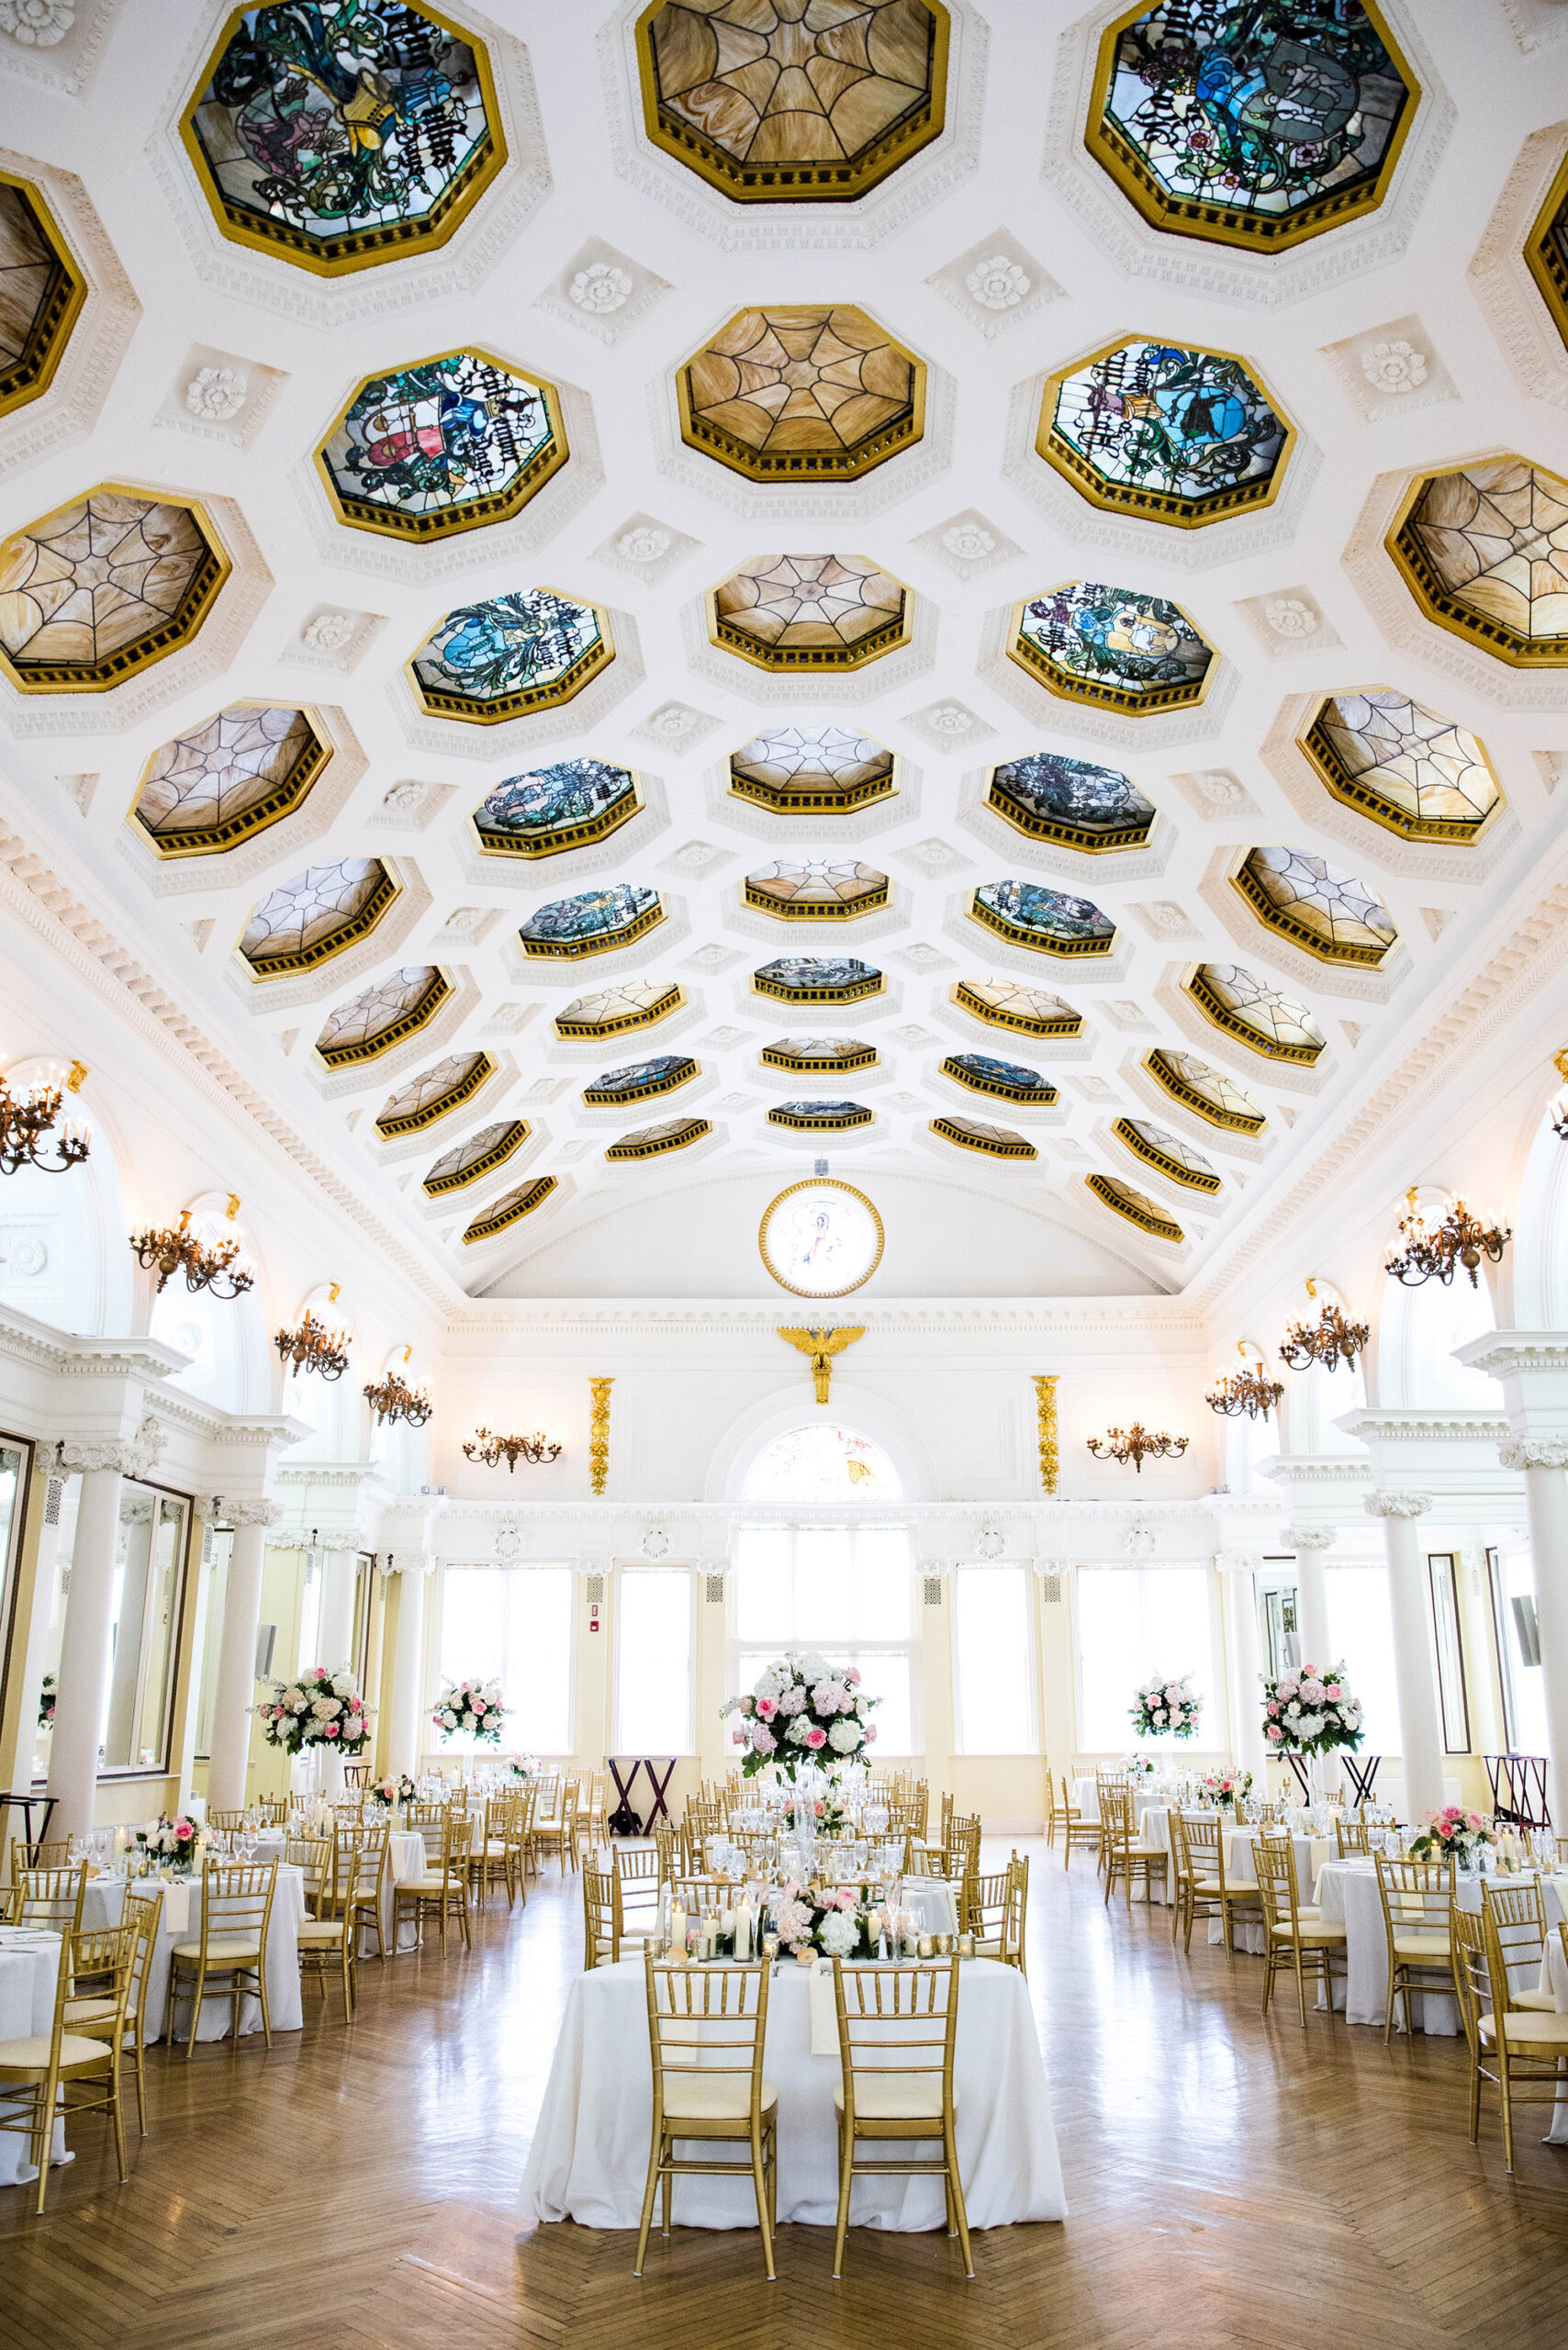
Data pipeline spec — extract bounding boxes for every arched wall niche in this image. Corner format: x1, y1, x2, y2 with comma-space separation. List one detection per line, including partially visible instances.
149, 1188, 267, 1415
279, 1281, 361, 1460
368, 1341, 431, 1494
0, 1056, 129, 1336
708, 1382, 934, 1505
1511, 1092, 1568, 1327
1375, 1190, 1497, 1409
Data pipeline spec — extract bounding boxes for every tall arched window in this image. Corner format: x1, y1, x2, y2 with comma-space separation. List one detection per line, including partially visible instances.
1379, 1258, 1495, 1408
149, 1194, 266, 1415
0, 1060, 127, 1334
742, 1424, 901, 1503
279, 1287, 358, 1460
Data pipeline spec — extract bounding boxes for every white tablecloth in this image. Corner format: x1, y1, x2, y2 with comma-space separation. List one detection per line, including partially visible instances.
253, 1828, 426, 1956
0, 1933, 67, 2188
518, 1957, 1066, 2232
82, 1866, 305, 2043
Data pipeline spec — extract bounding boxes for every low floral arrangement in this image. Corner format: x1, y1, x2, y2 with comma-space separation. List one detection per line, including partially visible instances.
1262, 1663, 1364, 1755
38, 1673, 55, 1730
1123, 1752, 1157, 1783
1198, 1769, 1252, 1812
722, 1651, 879, 1780
1130, 1673, 1201, 1741
767, 1882, 877, 1959
508, 1752, 539, 1783
432, 1677, 505, 1745
1409, 1806, 1497, 1868
368, 1774, 418, 1808
136, 1815, 207, 1874
257, 1664, 372, 1756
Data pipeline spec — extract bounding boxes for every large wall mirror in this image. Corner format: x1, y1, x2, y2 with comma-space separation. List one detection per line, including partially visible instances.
29, 1474, 192, 1782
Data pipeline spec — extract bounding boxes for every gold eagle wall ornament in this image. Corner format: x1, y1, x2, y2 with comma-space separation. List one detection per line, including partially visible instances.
778, 1325, 865, 1405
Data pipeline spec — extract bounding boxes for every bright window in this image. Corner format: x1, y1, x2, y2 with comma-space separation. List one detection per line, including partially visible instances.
1076, 1566, 1215, 1750
437, 1564, 575, 1753
953, 1565, 1036, 1753
615, 1570, 693, 1755
732, 1523, 916, 1753
1325, 1565, 1402, 1755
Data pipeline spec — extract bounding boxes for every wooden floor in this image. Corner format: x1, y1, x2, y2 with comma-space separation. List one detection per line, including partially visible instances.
3, 1840, 1567, 2348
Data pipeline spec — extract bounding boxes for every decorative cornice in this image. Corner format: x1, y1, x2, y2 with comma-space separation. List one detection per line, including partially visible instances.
1260, 1459, 1371, 1486
1498, 1438, 1568, 1472
381, 1552, 435, 1577
1453, 1334, 1568, 1379
1214, 1551, 1262, 1575
1339, 1413, 1513, 1445
1364, 1491, 1433, 1519
55, 1412, 165, 1482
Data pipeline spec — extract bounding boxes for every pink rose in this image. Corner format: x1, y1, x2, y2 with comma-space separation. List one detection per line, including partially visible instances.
805, 1727, 827, 1749
325, 1721, 340, 1739
756, 1696, 777, 1720
814, 1800, 825, 1818
473, 1699, 487, 1715
864, 1724, 877, 1742
1325, 1684, 1342, 1700
175, 1818, 191, 1836
1266, 1724, 1282, 1742
1267, 1703, 1279, 1717
739, 1695, 755, 1716
845, 1666, 861, 1684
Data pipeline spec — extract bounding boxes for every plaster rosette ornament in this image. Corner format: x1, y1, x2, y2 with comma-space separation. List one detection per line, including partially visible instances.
729, 722, 896, 813
951, 979, 1082, 1040
181, 3, 506, 275
634, 0, 949, 204
1009, 580, 1214, 715
969, 880, 1116, 960
129, 702, 330, 858
238, 857, 399, 979
376, 1049, 495, 1137
1297, 688, 1502, 845
553, 980, 685, 1040
315, 966, 451, 1069
0, 486, 230, 694
317, 349, 567, 543
472, 757, 641, 858
517, 883, 663, 961
1086, 1170, 1182, 1246
1232, 846, 1397, 968
1387, 458, 1568, 669
1086, 2, 1417, 254
744, 859, 889, 919
708, 552, 911, 673
407, 588, 612, 722
1184, 962, 1326, 1065
1143, 1046, 1264, 1135
678, 304, 924, 484
1037, 336, 1292, 525
0, 167, 86, 423
987, 751, 1155, 851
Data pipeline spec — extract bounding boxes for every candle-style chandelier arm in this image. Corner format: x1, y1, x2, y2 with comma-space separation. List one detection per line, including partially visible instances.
1277, 1301, 1371, 1374
274, 1308, 352, 1380
463, 1426, 563, 1472
1383, 1194, 1510, 1291
129, 1207, 253, 1299
0, 1075, 91, 1178
1204, 1366, 1285, 1420
364, 1371, 432, 1427
1087, 1422, 1189, 1472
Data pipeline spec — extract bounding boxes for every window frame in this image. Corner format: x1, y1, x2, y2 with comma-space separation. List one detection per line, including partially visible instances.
98, 1474, 196, 1782
950, 1560, 1039, 1756
726, 1523, 922, 1757
613, 1561, 696, 1759
431, 1559, 579, 1758
1070, 1561, 1226, 1756
1427, 1550, 1471, 1754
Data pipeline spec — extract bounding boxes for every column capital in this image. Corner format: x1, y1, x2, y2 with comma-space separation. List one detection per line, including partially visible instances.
1363, 1491, 1432, 1519
1283, 1527, 1338, 1550
215, 1496, 285, 1530
1498, 1437, 1568, 1472
1214, 1550, 1261, 1576
382, 1551, 435, 1577
54, 1413, 164, 1482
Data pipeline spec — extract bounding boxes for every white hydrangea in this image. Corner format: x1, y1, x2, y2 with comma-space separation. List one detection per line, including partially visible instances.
828, 1719, 860, 1753
331, 1673, 356, 1698
786, 1716, 813, 1745
818, 1909, 858, 1957
311, 1696, 339, 1718
800, 1652, 831, 1684
753, 1665, 787, 1701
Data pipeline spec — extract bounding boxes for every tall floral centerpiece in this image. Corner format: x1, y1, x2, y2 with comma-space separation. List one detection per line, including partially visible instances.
433, 1677, 505, 1745
1130, 1673, 1201, 1742
722, 1651, 879, 1782
1261, 1662, 1363, 1801
257, 1664, 372, 1763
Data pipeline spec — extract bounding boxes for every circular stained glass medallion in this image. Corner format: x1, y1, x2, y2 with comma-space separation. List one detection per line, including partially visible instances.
758, 1178, 883, 1301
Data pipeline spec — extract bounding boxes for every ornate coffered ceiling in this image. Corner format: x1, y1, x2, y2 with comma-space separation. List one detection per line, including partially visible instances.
1, 0, 1565, 1308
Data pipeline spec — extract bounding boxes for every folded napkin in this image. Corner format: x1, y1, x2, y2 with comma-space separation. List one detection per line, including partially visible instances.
807, 1958, 838, 2057
162, 1881, 193, 1938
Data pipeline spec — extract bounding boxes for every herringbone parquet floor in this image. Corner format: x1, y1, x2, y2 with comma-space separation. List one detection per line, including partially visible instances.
2, 1841, 1566, 2350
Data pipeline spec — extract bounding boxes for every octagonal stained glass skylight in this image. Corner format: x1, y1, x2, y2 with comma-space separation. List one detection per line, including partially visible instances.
1388, 460, 1568, 669
464, 1175, 555, 1243
239, 857, 398, 979
709, 554, 911, 673
518, 884, 663, 961
1299, 689, 1502, 844
1185, 962, 1326, 1064
745, 859, 889, 919
316, 966, 450, 1069
472, 758, 641, 860
408, 588, 612, 722
969, 881, 1116, 959
931, 1115, 1036, 1161
729, 722, 896, 813
678, 305, 924, 484
376, 1048, 494, 1137
1087, 1171, 1182, 1245
131, 703, 329, 858
951, 980, 1083, 1040
1037, 338, 1291, 525
583, 1056, 700, 1107
554, 981, 685, 1041
1144, 1046, 1264, 1135
605, 1116, 711, 1161
768, 1100, 874, 1130
987, 752, 1156, 853
182, 4, 505, 275
635, 1, 948, 205
753, 956, 883, 1004
1526, 151, 1568, 356
761, 1037, 879, 1072
1010, 581, 1215, 715
941, 1053, 1058, 1107
0, 487, 230, 694
317, 349, 567, 543
1113, 1115, 1220, 1194
1087, 4, 1417, 254
422, 1118, 530, 1197
0, 171, 86, 423
1234, 847, 1396, 967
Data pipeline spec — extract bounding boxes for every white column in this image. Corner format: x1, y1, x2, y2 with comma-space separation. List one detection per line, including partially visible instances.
1284, 1527, 1337, 1669
1216, 1555, 1267, 1777
1365, 1492, 1444, 1818
1499, 1439, 1568, 1821
46, 1464, 124, 1843
318, 1546, 357, 1670
386, 1555, 433, 1778
207, 1500, 281, 1815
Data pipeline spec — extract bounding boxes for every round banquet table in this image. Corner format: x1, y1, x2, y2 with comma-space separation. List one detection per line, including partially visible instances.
518, 1955, 1066, 2233
81, 1864, 305, 2043
252, 1827, 426, 1956
0, 1932, 68, 2188
1312, 1863, 1568, 2038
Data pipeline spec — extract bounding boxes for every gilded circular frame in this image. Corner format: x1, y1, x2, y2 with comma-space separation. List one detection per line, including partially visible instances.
758, 1176, 884, 1299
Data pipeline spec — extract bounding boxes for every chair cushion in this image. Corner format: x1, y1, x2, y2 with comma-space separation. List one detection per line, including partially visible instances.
1512, 1987, 1558, 2012
296, 1921, 346, 1948
661, 2073, 778, 2121
1191, 1878, 1226, 1895
171, 1937, 262, 1964
1392, 1933, 1452, 1962
1270, 1922, 1346, 1944
1480, 2009, 1568, 2048
63, 1997, 117, 2026
834, 2076, 957, 2121
0, 2031, 115, 2074
396, 1876, 452, 1897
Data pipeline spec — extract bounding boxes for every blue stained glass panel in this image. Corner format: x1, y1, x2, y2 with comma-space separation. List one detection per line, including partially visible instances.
520, 885, 657, 946
589, 1057, 692, 1097
991, 752, 1154, 835
1051, 341, 1285, 506
476, 759, 634, 838
1019, 582, 1212, 699
413, 590, 602, 708
975, 882, 1115, 945
324, 353, 554, 518
756, 957, 879, 990
949, 1053, 1050, 1091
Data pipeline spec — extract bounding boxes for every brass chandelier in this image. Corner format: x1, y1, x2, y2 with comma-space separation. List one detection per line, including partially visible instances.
0, 1066, 90, 1178
1384, 1189, 1509, 1290
1205, 1364, 1284, 1420
1279, 1284, 1370, 1374
364, 1370, 431, 1427
274, 1307, 352, 1381
130, 1205, 253, 1298
464, 1427, 562, 1472
1087, 1423, 1188, 1474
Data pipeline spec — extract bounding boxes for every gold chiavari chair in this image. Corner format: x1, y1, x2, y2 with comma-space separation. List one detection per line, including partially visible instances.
1101, 1784, 1169, 1909
634, 1951, 777, 2281
343, 1825, 390, 1964
207, 1811, 250, 1840
7, 1860, 90, 1939
829, 1956, 971, 2281
1058, 1774, 1101, 1874
584, 1865, 618, 1969
1451, 1901, 1568, 2171
501, 1785, 534, 1908
613, 1845, 660, 1953
969, 1851, 1027, 1968
1255, 1836, 1346, 2028
9, 1839, 69, 1877
393, 1814, 473, 1955
654, 1824, 686, 1885
295, 1869, 358, 2020
1480, 1878, 1561, 2015
409, 1800, 448, 1870
69, 1886, 162, 2137
0, 1918, 136, 2214
167, 1860, 279, 2056
1170, 1813, 1228, 1954
908, 1783, 930, 1841
1335, 1818, 1373, 1857
583, 1771, 608, 1850
256, 1796, 288, 1827
667, 1875, 727, 1925
939, 1790, 955, 1844
525, 1774, 563, 1874
1375, 1855, 1456, 2045
284, 1831, 333, 1921
342, 1762, 369, 1788
532, 1780, 580, 1878
466, 1796, 510, 1910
